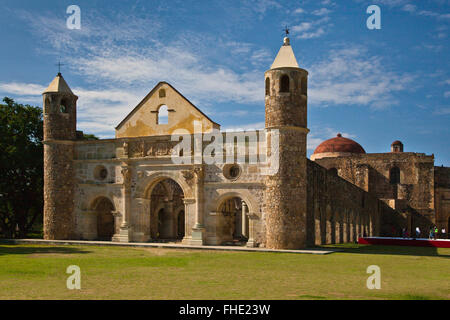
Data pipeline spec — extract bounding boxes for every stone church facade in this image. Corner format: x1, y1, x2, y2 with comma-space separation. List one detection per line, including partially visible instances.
42, 37, 450, 249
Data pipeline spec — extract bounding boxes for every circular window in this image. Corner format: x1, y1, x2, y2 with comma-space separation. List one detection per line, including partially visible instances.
223, 164, 241, 180
94, 165, 108, 181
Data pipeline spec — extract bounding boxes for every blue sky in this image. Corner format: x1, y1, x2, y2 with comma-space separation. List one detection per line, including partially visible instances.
0, 0, 449, 165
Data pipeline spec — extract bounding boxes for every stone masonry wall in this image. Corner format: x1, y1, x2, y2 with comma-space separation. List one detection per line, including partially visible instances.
314, 153, 435, 234
306, 159, 399, 246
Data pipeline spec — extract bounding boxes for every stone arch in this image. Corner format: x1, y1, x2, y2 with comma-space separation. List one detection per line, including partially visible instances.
335, 210, 343, 244
314, 205, 322, 246
389, 166, 400, 185
89, 196, 116, 241
343, 210, 349, 243
157, 104, 169, 125
265, 77, 271, 96
328, 167, 338, 176
144, 176, 185, 240
301, 76, 307, 95
280, 74, 290, 92
350, 210, 356, 242
326, 205, 333, 244
59, 97, 71, 113
135, 171, 193, 200
210, 190, 260, 217
210, 190, 260, 246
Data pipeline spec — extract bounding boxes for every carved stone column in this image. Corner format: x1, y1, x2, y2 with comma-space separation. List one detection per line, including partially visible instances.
134, 198, 150, 242
190, 166, 205, 246
118, 163, 132, 242
111, 210, 122, 242
182, 198, 195, 244
241, 201, 249, 238
246, 212, 258, 247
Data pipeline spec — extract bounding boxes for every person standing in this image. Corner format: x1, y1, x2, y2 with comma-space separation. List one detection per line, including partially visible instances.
415, 227, 421, 239
442, 228, 447, 239
434, 226, 438, 240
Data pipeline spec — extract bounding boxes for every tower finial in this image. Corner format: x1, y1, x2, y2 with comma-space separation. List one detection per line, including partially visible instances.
55, 59, 65, 76
283, 26, 290, 46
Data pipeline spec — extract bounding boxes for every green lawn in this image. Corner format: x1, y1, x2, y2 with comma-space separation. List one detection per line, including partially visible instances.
0, 243, 448, 300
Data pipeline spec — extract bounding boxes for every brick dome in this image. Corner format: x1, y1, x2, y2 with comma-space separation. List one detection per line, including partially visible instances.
313, 133, 366, 155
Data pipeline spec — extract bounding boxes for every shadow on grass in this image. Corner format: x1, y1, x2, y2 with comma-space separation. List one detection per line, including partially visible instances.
0, 245, 91, 256
317, 244, 450, 258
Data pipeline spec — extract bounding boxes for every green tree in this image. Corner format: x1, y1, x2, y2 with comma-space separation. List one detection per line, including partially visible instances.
0, 97, 43, 238
82, 133, 99, 141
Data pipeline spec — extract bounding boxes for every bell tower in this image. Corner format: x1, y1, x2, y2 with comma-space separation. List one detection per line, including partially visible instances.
42, 73, 78, 239
264, 36, 309, 249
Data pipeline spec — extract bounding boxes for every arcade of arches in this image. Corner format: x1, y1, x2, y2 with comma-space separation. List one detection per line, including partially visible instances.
149, 178, 185, 241
217, 197, 249, 244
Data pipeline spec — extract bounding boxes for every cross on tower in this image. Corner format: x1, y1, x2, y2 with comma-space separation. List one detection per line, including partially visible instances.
284, 26, 290, 36
55, 60, 65, 75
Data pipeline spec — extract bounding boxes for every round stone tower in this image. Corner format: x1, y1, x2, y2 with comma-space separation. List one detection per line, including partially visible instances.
264, 36, 309, 249
42, 73, 78, 239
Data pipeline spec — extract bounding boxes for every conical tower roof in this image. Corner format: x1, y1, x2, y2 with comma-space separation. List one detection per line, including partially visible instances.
270, 37, 300, 69
43, 73, 74, 94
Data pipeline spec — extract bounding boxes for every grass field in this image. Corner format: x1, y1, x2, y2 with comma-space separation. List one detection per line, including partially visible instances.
0, 243, 448, 300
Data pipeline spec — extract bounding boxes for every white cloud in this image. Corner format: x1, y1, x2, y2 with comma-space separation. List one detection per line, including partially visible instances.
312, 8, 331, 16
433, 107, 450, 115
306, 46, 414, 108
0, 83, 46, 96
294, 8, 305, 14
291, 13, 332, 39
402, 4, 417, 13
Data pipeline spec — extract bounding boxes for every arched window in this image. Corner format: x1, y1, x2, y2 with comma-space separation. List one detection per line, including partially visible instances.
60, 99, 69, 113
390, 167, 400, 184
301, 76, 307, 95
329, 168, 338, 176
265, 77, 270, 96
280, 75, 290, 93
157, 105, 169, 124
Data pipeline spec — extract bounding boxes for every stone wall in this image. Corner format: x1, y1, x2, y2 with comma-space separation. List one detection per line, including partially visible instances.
306, 159, 399, 246
43, 142, 76, 239
313, 153, 435, 234
72, 132, 268, 246
434, 166, 450, 234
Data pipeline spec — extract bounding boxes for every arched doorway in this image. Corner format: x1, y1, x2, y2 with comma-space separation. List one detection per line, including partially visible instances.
149, 178, 185, 241
92, 197, 115, 241
218, 197, 249, 245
